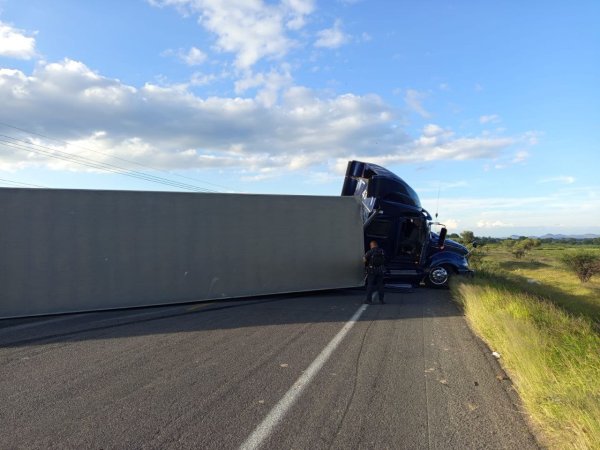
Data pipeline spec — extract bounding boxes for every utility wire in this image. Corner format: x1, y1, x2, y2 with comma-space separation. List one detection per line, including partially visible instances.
0, 137, 208, 192
0, 135, 216, 192
0, 141, 209, 193
0, 138, 209, 192
0, 177, 47, 188
0, 121, 232, 192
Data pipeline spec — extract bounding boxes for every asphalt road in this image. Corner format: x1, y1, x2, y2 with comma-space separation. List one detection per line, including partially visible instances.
0, 288, 539, 449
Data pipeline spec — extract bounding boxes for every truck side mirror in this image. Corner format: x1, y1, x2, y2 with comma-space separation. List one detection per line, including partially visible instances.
438, 227, 447, 247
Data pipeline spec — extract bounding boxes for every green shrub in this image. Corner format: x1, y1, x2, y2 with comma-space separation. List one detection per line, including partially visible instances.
512, 243, 526, 259
460, 230, 475, 245
466, 245, 487, 270
560, 250, 600, 283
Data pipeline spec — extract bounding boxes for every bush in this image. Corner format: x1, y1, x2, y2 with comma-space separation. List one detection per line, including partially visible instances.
460, 230, 475, 245
512, 243, 526, 259
510, 238, 541, 259
466, 245, 487, 270
560, 250, 600, 283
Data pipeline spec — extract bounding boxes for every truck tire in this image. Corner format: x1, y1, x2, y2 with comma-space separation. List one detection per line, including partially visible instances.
425, 264, 453, 289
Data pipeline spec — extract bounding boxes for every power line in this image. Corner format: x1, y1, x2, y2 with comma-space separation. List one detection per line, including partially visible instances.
0, 135, 217, 192
0, 138, 210, 192
0, 177, 47, 188
0, 121, 233, 192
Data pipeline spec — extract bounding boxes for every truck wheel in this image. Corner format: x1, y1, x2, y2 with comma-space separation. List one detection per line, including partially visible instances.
425, 264, 453, 288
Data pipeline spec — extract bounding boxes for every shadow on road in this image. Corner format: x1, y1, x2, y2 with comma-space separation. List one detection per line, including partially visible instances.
0, 288, 460, 349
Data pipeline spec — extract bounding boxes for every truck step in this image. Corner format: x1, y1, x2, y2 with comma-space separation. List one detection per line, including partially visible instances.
388, 269, 421, 276
385, 283, 413, 290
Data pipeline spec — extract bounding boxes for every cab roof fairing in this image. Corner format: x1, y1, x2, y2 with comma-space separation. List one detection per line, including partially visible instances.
341, 160, 430, 220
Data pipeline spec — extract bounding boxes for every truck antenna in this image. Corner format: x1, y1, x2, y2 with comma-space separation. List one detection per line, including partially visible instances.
435, 183, 441, 220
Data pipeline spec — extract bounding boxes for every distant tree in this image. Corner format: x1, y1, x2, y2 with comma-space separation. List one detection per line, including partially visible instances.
472, 236, 501, 245
521, 238, 540, 252
512, 243, 526, 259
460, 230, 475, 245
503, 239, 517, 249
448, 233, 460, 239
560, 251, 600, 283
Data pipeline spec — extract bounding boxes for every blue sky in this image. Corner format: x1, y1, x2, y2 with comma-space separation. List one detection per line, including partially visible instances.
0, 0, 598, 237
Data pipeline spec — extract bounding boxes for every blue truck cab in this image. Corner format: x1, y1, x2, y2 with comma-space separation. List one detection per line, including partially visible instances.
341, 160, 473, 288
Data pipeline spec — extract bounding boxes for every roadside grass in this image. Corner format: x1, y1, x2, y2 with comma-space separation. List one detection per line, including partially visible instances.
478, 245, 600, 322
452, 244, 600, 449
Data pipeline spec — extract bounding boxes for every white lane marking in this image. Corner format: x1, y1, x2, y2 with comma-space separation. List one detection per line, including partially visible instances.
239, 303, 368, 450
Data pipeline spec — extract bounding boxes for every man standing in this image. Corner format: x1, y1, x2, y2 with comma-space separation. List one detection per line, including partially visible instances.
364, 240, 386, 304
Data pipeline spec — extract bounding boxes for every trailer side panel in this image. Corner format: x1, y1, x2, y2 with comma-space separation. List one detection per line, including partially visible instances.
0, 189, 365, 318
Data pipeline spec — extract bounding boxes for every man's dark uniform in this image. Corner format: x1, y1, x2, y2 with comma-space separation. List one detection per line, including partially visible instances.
364, 247, 385, 304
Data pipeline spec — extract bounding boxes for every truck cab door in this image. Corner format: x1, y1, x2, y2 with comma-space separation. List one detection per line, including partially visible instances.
364, 217, 394, 258
393, 216, 428, 268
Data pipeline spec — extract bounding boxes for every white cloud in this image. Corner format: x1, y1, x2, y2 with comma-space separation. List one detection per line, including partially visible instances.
0, 21, 36, 59
418, 188, 600, 235
189, 71, 218, 86
476, 220, 514, 228
539, 175, 576, 184
422, 124, 444, 137
404, 89, 430, 118
150, 0, 315, 69
443, 219, 459, 229
234, 65, 293, 107
162, 46, 207, 65
360, 32, 372, 42
314, 19, 348, 49
283, 0, 315, 30
0, 60, 532, 178
479, 114, 500, 124
512, 150, 528, 163
483, 148, 529, 171
523, 131, 540, 145
181, 46, 207, 65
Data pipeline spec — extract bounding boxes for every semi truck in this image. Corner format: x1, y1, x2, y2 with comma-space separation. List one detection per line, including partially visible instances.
342, 160, 473, 288
0, 160, 472, 318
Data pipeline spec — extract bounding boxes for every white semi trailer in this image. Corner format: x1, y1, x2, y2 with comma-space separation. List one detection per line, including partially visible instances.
0, 189, 365, 318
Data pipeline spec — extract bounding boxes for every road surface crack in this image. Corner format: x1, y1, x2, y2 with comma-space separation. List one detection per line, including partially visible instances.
422, 302, 433, 450
327, 308, 378, 450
